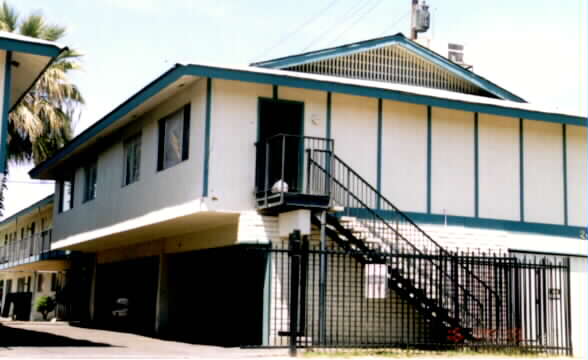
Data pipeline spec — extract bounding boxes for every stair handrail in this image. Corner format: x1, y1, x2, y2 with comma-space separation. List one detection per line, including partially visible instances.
310, 149, 498, 297
307, 150, 500, 326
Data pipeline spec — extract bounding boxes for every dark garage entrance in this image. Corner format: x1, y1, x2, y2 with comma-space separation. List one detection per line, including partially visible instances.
95, 256, 159, 334
167, 245, 268, 347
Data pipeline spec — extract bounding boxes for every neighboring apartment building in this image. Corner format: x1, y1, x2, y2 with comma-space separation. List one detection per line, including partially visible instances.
27, 34, 587, 355
0, 195, 70, 320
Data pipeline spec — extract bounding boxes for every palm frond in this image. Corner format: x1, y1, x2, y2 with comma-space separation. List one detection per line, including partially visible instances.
0, 2, 18, 32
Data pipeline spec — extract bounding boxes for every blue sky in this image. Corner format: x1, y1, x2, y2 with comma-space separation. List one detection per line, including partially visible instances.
3, 0, 587, 218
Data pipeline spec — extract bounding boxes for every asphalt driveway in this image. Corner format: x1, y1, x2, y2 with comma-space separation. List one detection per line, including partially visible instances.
0, 321, 286, 359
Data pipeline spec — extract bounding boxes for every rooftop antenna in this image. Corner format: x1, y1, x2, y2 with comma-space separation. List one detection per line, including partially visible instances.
410, 0, 430, 40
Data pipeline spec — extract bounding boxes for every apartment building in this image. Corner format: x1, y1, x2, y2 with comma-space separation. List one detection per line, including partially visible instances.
25, 34, 587, 355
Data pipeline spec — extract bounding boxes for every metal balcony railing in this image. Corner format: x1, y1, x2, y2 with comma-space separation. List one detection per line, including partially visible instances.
0, 230, 52, 265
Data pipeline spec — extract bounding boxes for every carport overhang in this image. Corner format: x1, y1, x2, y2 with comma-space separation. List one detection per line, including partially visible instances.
0, 258, 71, 273
52, 207, 240, 253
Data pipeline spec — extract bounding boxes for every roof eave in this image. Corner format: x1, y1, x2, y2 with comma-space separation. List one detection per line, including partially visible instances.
29, 63, 586, 180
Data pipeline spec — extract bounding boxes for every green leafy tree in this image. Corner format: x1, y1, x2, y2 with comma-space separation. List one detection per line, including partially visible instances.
0, 2, 84, 215
35, 295, 56, 321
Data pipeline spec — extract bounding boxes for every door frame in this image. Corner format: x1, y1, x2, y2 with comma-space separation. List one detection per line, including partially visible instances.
256, 97, 306, 193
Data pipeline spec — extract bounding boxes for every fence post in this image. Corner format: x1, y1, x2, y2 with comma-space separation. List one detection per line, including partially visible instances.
289, 230, 302, 357
318, 211, 327, 346
452, 253, 459, 323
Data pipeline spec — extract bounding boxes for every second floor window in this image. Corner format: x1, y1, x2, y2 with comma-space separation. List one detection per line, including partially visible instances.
59, 177, 74, 213
123, 134, 141, 186
157, 104, 190, 171
84, 161, 98, 202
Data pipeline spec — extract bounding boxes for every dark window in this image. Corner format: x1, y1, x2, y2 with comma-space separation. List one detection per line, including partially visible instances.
157, 104, 190, 171
37, 274, 43, 292
51, 273, 57, 292
59, 177, 74, 212
26, 276, 31, 292
17, 277, 24, 292
83, 160, 98, 202
123, 134, 142, 186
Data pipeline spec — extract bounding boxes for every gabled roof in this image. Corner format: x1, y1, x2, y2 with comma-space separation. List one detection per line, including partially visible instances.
251, 33, 526, 103
29, 62, 585, 180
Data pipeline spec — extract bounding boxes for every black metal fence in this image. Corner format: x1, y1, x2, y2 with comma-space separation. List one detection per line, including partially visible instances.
250, 239, 571, 356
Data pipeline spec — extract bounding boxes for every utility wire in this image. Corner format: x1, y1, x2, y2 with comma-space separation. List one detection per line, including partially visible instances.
377, 10, 411, 37
326, 0, 385, 46
254, 0, 341, 62
300, 0, 375, 52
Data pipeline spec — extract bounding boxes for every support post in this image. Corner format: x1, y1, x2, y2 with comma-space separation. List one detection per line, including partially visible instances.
289, 230, 302, 357
318, 211, 327, 345
29, 271, 38, 321
88, 255, 97, 322
155, 254, 169, 335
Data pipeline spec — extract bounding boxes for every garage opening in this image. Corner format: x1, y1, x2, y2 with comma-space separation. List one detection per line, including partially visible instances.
167, 245, 268, 346
94, 256, 159, 335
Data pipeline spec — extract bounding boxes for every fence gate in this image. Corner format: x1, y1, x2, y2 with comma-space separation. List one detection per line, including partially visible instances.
512, 255, 571, 355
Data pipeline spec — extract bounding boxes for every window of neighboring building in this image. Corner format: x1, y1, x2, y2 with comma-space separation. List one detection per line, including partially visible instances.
37, 274, 43, 292
157, 105, 190, 171
26, 276, 31, 292
123, 134, 142, 186
50, 273, 58, 291
83, 160, 98, 202
17, 277, 24, 292
59, 177, 74, 212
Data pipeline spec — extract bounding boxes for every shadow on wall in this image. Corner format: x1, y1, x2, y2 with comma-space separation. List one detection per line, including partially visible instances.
0, 323, 112, 347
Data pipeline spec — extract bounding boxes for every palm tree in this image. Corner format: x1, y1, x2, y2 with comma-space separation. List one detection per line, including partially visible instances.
0, 2, 83, 216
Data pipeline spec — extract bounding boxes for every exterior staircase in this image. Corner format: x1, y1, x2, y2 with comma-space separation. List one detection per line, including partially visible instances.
307, 149, 502, 343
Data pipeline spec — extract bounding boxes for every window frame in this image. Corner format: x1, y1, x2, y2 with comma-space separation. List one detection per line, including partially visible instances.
58, 176, 75, 213
83, 160, 98, 203
157, 104, 191, 171
122, 133, 142, 186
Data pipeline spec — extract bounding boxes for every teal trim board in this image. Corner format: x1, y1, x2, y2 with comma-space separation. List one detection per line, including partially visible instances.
474, 112, 479, 218
345, 208, 587, 239
426, 106, 432, 214
519, 118, 525, 222
29, 64, 587, 179
562, 124, 568, 225
376, 98, 383, 209
203, 77, 212, 197
252, 33, 525, 103
0, 37, 61, 58
325, 92, 331, 140
177, 66, 582, 125
0, 51, 12, 173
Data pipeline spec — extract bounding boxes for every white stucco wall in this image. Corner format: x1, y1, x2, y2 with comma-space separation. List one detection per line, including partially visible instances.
381, 100, 427, 213
566, 125, 587, 227
478, 114, 520, 221
431, 107, 475, 217
523, 120, 564, 224
331, 93, 378, 189
53, 79, 208, 244
208, 79, 272, 211
278, 86, 327, 139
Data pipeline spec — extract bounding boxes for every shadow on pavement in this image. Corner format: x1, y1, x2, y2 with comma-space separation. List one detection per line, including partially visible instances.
0, 323, 112, 347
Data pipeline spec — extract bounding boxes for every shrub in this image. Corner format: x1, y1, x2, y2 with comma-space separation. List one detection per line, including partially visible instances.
35, 296, 56, 321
